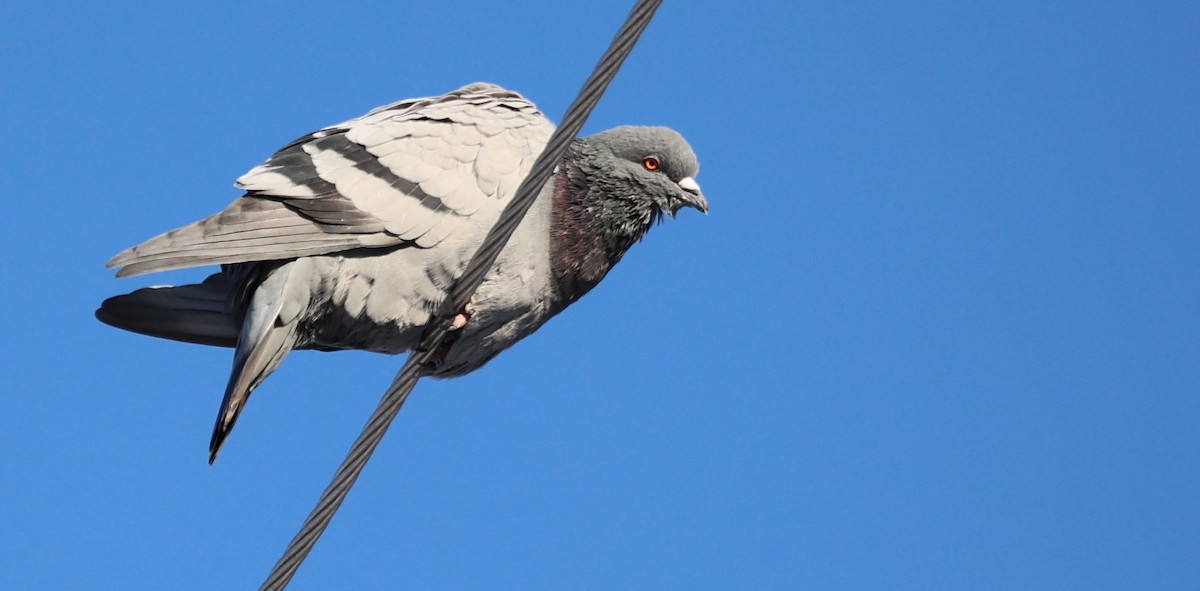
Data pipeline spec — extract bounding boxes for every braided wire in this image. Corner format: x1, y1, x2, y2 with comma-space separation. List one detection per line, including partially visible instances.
258, 1, 664, 588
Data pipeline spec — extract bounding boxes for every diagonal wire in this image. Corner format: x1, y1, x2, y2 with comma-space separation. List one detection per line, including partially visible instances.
259, 1, 664, 589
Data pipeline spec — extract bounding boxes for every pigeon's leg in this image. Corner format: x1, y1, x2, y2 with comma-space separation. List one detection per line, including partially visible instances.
420, 299, 475, 371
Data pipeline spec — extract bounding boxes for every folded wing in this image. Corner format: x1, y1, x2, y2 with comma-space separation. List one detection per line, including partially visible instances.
108, 83, 554, 277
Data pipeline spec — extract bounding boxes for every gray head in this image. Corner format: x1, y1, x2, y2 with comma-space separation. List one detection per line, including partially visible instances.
583, 126, 709, 216
548, 126, 707, 308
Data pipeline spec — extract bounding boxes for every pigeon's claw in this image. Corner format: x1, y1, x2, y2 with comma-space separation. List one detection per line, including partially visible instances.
448, 300, 475, 332
420, 299, 475, 371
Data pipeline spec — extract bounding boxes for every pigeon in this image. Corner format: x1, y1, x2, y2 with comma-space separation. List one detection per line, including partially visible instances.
97, 82, 708, 463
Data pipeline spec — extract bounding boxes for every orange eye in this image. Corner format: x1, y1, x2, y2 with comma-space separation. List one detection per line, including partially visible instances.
642, 157, 660, 171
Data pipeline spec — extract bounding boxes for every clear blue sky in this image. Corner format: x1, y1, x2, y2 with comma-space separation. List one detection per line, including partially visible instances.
2, 2, 1197, 589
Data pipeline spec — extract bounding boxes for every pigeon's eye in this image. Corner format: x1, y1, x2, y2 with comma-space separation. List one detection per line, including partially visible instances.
642, 157, 660, 171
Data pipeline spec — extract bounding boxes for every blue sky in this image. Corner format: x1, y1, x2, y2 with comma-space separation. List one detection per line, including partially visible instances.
3, 2, 1198, 589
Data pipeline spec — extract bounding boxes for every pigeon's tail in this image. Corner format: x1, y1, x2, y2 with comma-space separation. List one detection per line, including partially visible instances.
209, 260, 308, 464
95, 273, 239, 348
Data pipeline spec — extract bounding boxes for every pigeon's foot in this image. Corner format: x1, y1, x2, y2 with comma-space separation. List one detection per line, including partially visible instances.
420, 299, 475, 371
448, 300, 475, 332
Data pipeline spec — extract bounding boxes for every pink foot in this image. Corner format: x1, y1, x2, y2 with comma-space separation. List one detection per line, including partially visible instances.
448, 300, 475, 332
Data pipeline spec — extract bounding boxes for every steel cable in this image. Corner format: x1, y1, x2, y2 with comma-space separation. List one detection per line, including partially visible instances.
259, 1, 664, 588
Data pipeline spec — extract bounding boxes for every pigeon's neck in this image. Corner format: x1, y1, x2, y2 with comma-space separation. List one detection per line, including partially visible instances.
548, 152, 660, 311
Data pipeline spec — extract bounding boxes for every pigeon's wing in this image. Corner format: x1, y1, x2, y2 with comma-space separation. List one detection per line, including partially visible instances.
108, 83, 554, 277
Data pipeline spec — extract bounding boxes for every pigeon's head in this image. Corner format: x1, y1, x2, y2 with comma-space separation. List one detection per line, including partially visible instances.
586, 126, 709, 217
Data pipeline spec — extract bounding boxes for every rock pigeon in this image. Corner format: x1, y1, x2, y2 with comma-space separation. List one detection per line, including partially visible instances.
97, 82, 708, 463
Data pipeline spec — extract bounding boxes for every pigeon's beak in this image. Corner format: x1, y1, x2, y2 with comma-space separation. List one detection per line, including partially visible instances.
673, 177, 709, 215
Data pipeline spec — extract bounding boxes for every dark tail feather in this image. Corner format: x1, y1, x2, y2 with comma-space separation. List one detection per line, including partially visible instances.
95, 274, 239, 348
